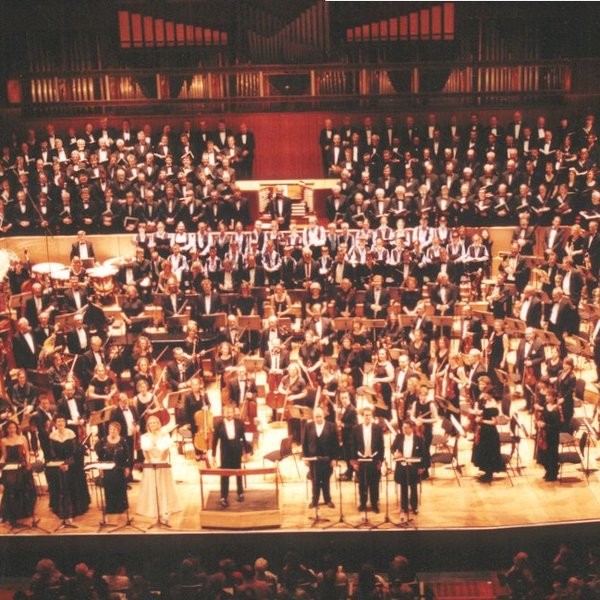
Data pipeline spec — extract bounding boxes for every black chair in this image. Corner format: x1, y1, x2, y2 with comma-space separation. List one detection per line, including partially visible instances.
429, 435, 461, 486
558, 431, 588, 485
263, 436, 301, 483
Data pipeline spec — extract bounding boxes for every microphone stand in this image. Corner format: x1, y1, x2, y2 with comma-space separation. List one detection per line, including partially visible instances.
371, 460, 400, 529
108, 464, 145, 533
324, 463, 354, 529
353, 457, 375, 529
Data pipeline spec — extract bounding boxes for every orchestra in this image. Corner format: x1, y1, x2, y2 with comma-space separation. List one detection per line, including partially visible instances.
0, 204, 599, 530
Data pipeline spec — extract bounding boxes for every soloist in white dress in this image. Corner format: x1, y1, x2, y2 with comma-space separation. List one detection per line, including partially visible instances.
136, 431, 181, 520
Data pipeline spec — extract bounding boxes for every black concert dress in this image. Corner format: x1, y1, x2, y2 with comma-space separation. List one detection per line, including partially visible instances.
95, 437, 131, 513
472, 406, 503, 475
0, 444, 36, 524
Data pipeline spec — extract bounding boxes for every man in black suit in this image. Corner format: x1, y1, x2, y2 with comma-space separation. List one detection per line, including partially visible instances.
211, 404, 248, 507
228, 186, 252, 228
31, 395, 55, 459
12, 317, 39, 370
303, 305, 334, 356
69, 230, 95, 261
517, 286, 543, 329
226, 365, 257, 409
194, 278, 223, 331
352, 405, 385, 513
560, 257, 584, 307
24, 282, 53, 328
466, 349, 487, 403
363, 274, 391, 319
66, 314, 90, 355
63, 276, 88, 313
235, 123, 255, 179
391, 420, 426, 520
302, 407, 338, 509
56, 380, 88, 435
166, 347, 196, 392
515, 327, 545, 411
547, 288, 575, 357
267, 185, 292, 230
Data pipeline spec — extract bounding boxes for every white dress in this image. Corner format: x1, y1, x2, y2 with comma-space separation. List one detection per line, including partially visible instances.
136, 431, 181, 520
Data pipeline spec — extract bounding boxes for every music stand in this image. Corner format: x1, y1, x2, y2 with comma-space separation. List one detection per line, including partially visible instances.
166, 314, 190, 332
243, 356, 264, 375
305, 456, 331, 527
323, 463, 354, 530
143, 462, 173, 530
46, 461, 78, 531
333, 317, 354, 332
288, 405, 313, 445
238, 315, 262, 331
394, 456, 421, 529
398, 315, 417, 328
109, 469, 146, 534
85, 462, 117, 532
371, 461, 402, 529
353, 456, 377, 529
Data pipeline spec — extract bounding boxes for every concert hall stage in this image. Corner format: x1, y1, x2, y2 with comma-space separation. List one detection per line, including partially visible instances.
1, 428, 598, 578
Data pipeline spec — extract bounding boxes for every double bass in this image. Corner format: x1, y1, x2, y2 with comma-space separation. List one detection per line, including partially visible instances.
193, 406, 214, 458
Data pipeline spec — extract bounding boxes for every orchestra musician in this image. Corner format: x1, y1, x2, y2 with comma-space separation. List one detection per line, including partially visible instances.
183, 377, 211, 461
226, 365, 257, 408
486, 273, 513, 319
166, 347, 196, 391
486, 319, 509, 397
351, 405, 385, 513
371, 347, 395, 420
277, 363, 308, 444
56, 381, 88, 437
391, 420, 426, 521
471, 393, 503, 483
408, 385, 437, 478
517, 285, 543, 329
31, 396, 55, 459
557, 357, 576, 432
459, 304, 484, 351
534, 388, 561, 482
337, 390, 357, 481
298, 330, 323, 387
302, 406, 338, 509
515, 327, 545, 411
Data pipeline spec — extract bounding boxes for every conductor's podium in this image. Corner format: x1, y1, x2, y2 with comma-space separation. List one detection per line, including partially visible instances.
199, 467, 281, 530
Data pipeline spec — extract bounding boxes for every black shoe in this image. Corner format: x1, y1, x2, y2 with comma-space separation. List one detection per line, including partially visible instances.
372, 505, 380, 514
413, 509, 419, 515
326, 501, 335, 509
220, 498, 229, 508
308, 502, 317, 509
358, 504, 367, 511
478, 474, 492, 483
237, 494, 245, 502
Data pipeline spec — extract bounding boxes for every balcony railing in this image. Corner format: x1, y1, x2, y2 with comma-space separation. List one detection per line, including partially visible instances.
6, 58, 597, 117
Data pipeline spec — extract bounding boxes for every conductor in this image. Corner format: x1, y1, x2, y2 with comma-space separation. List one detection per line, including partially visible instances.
302, 407, 338, 509
212, 404, 248, 508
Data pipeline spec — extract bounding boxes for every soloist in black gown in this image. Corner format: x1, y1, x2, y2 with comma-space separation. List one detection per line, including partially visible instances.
95, 437, 131, 513
0, 444, 36, 524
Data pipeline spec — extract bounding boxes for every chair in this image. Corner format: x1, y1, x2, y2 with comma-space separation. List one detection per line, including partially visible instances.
500, 441, 516, 486
263, 436, 301, 483
429, 435, 461, 486
558, 432, 589, 485
574, 378, 586, 409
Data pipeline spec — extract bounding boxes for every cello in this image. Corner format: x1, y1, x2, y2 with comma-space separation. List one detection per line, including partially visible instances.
193, 406, 214, 462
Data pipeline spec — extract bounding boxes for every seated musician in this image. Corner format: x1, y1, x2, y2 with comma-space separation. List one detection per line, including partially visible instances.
63, 275, 88, 313
260, 315, 289, 355
407, 329, 430, 376
303, 282, 327, 319
486, 272, 513, 319
133, 356, 154, 389
10, 369, 38, 420
68, 256, 87, 283
268, 283, 293, 318
87, 363, 117, 415
79, 335, 107, 388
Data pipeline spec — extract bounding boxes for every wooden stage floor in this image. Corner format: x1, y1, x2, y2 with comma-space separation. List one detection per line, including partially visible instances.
4, 416, 600, 536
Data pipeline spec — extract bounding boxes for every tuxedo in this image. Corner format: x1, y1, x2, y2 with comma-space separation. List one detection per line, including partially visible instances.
166, 358, 196, 391
430, 283, 459, 315
352, 422, 385, 510
391, 432, 426, 513
63, 288, 88, 313
518, 295, 543, 328
24, 295, 52, 328
515, 337, 545, 379
363, 287, 391, 319
268, 196, 292, 229
66, 326, 90, 355
212, 417, 247, 499
69, 241, 95, 260
302, 420, 339, 505
226, 377, 257, 408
